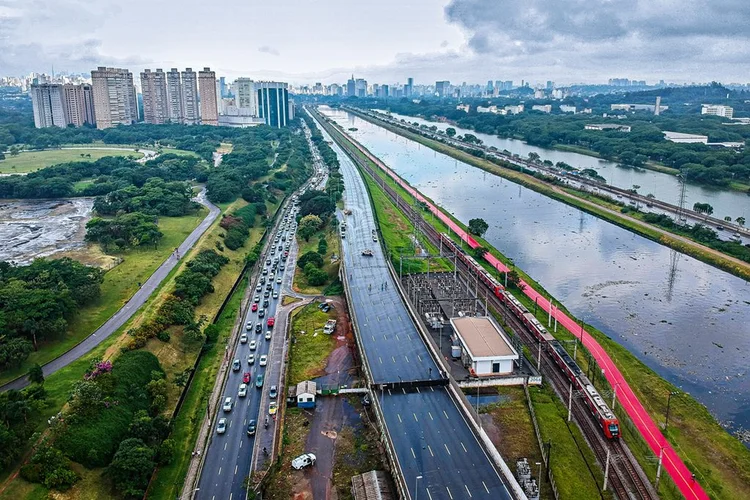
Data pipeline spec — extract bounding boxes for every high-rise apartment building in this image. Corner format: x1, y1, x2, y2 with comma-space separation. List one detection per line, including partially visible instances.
62, 84, 96, 127
256, 81, 289, 128
234, 78, 258, 116
181, 68, 199, 124
436, 80, 450, 97
30, 84, 67, 128
141, 69, 170, 124
166, 68, 183, 123
91, 67, 137, 129
198, 67, 218, 126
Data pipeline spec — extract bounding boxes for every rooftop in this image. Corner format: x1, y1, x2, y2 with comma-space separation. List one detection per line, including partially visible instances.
451, 316, 517, 359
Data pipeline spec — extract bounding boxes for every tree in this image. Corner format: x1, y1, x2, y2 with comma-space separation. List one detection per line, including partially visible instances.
297, 251, 324, 270
507, 270, 525, 290
468, 218, 489, 237
298, 214, 323, 241
724, 216, 732, 222
445, 127, 456, 137
108, 438, 155, 498
28, 363, 44, 384
693, 202, 714, 219
736, 216, 745, 227
472, 246, 488, 260
528, 152, 541, 163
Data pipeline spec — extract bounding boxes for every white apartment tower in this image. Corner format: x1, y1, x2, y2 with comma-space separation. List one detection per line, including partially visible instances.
233, 78, 258, 116
141, 69, 170, 124
181, 68, 199, 124
30, 84, 67, 128
166, 68, 183, 123
198, 67, 218, 126
91, 67, 138, 129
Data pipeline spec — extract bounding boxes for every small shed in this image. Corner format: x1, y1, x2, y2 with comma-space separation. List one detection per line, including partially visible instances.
296, 380, 317, 408
450, 316, 519, 376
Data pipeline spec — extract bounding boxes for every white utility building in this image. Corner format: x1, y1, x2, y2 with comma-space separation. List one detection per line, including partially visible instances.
450, 316, 519, 376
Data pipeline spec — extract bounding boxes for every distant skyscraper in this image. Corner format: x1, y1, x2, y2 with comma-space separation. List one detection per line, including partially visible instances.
503, 80, 513, 90
30, 84, 67, 128
141, 69, 170, 124
181, 68, 199, 124
91, 67, 137, 129
219, 76, 227, 97
347, 75, 356, 96
256, 81, 289, 128
198, 67, 218, 125
166, 68, 183, 123
405, 77, 414, 97
435, 80, 450, 97
62, 84, 96, 127
355, 78, 367, 97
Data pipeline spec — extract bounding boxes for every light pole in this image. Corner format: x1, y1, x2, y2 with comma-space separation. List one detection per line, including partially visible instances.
665, 391, 679, 432
535, 461, 542, 485
415, 475, 423, 500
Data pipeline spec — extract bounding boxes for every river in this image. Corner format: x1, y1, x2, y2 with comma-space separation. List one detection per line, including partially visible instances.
321, 106, 750, 436
374, 110, 750, 223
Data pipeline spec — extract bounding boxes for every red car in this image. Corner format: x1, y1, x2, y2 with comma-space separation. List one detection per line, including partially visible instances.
252, 303, 258, 312
243, 372, 251, 384
267, 317, 275, 328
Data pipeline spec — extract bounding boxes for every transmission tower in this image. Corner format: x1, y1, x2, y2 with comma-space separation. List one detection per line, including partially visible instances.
676, 171, 688, 224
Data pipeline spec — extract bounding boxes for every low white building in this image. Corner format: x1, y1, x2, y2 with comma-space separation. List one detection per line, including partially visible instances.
450, 316, 519, 376
456, 104, 470, 113
477, 105, 497, 114
701, 104, 734, 119
664, 131, 708, 144
585, 124, 631, 132
532, 105, 552, 113
560, 105, 577, 113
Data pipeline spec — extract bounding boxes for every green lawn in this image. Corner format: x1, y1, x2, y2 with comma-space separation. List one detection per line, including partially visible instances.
288, 303, 337, 385
159, 147, 201, 158
0, 209, 207, 387
0, 148, 143, 173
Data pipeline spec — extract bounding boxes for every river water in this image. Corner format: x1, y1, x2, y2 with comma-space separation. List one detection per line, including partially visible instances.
375, 110, 750, 223
322, 106, 750, 436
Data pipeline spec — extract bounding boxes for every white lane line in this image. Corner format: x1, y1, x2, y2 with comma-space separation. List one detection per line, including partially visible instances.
405, 355, 409, 363
411, 448, 416, 459
239, 440, 243, 448
392, 356, 396, 363
443, 410, 449, 419
426, 489, 433, 500
427, 445, 434, 457
482, 481, 490, 493
218, 466, 222, 475
372, 335, 375, 341
464, 484, 472, 498
224, 442, 228, 451
461, 442, 467, 453
428, 411, 434, 421
397, 413, 402, 423
235, 465, 238, 475
417, 354, 423, 362
416, 387, 420, 393
444, 443, 451, 455
446, 486, 453, 499
379, 356, 383, 364
413, 413, 419, 422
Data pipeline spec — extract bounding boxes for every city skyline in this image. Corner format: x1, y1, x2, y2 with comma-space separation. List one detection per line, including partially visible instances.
2, 0, 750, 85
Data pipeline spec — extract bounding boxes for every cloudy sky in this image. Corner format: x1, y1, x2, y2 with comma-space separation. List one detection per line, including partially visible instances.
1, 0, 747, 86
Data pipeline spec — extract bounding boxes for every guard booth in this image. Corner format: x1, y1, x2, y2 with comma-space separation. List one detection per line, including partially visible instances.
296, 380, 317, 408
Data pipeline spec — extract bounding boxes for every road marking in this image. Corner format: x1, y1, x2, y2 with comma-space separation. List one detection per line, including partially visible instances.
218, 466, 222, 475
446, 486, 453, 499
416, 387, 420, 393
392, 356, 396, 363
405, 355, 409, 363
413, 413, 419, 422
428, 411, 433, 420
417, 354, 422, 362
443, 410, 449, 419
482, 481, 489, 493
397, 413, 402, 423
461, 442, 467, 453
379, 356, 383, 364
428, 445, 434, 457
244, 419, 247, 426
224, 442, 228, 451
239, 440, 243, 448
229, 420, 232, 427
411, 448, 416, 458
444, 443, 451, 455
426, 489, 433, 500
464, 485, 472, 498
235, 465, 238, 475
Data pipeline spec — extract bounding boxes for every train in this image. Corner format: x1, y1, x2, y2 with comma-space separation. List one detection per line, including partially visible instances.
439, 233, 620, 439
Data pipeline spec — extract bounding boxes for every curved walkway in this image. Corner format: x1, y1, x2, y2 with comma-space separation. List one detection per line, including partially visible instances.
1, 188, 220, 392
333, 119, 709, 500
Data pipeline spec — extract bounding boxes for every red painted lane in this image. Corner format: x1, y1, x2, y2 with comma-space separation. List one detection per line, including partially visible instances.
347, 131, 709, 500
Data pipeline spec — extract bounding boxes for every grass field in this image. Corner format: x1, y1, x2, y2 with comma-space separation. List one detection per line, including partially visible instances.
287, 303, 337, 385
0, 209, 207, 387
159, 147, 201, 158
0, 148, 143, 174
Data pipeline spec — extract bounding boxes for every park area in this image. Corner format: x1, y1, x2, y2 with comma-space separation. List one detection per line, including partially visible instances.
0, 148, 143, 174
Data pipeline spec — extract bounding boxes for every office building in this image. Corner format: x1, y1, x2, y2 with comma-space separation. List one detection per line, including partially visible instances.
355, 78, 367, 98
328, 83, 342, 96
141, 69, 169, 124
91, 67, 138, 129
532, 104, 552, 113
30, 84, 67, 128
62, 84, 96, 127
181, 68, 199, 124
701, 104, 734, 119
166, 68, 183, 123
256, 81, 289, 128
347, 75, 356, 97
436, 80, 450, 97
198, 67, 218, 125
404, 77, 414, 97
219, 76, 227, 98
234, 78, 258, 116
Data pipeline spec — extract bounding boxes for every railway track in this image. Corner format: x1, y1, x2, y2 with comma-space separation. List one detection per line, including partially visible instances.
317, 110, 659, 500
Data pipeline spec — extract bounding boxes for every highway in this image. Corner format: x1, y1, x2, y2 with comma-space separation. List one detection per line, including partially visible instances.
1, 188, 220, 392
312, 108, 514, 500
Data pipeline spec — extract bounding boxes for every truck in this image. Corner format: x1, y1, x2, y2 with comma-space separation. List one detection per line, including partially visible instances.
323, 319, 337, 335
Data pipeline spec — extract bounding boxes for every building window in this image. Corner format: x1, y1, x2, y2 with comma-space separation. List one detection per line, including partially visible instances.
492, 362, 501, 373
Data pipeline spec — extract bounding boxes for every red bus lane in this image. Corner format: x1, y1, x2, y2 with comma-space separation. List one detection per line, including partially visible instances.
349, 132, 709, 500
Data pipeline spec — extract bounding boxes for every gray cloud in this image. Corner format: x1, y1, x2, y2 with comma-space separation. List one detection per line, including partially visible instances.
258, 46, 280, 56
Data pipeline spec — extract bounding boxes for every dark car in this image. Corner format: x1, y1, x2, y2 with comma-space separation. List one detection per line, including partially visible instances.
256, 374, 264, 388
232, 359, 241, 372
247, 419, 257, 436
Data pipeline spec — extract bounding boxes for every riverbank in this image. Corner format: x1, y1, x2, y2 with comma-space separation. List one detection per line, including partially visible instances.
317, 108, 750, 499
349, 108, 750, 282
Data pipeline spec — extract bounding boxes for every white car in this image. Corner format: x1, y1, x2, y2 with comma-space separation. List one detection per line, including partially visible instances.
247, 354, 255, 365
249, 340, 257, 351
238, 383, 248, 397
259, 355, 268, 366
291, 453, 316, 470
276, 277, 282, 284
240, 333, 248, 344
273, 291, 279, 299
216, 418, 227, 434
223, 397, 233, 412
265, 331, 272, 341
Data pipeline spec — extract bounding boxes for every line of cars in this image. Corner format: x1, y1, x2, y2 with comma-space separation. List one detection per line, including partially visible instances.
215, 207, 299, 437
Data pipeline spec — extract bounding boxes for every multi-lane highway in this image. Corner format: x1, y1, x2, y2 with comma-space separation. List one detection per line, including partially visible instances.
311, 108, 515, 500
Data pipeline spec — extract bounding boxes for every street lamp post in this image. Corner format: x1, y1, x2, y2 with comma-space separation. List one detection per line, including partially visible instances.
665, 391, 679, 432
415, 475, 423, 500
535, 461, 543, 485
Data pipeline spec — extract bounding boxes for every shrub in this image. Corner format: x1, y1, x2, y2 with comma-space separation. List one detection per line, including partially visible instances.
21, 447, 79, 491
108, 438, 155, 498
156, 330, 171, 342
297, 251, 324, 270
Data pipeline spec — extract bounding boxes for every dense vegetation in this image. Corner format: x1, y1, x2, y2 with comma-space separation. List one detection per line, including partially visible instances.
0, 384, 47, 470
0, 258, 103, 370
85, 212, 163, 251
357, 88, 750, 188
92, 177, 198, 216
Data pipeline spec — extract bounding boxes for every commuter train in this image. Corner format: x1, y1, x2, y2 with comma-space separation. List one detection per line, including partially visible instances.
439, 233, 620, 439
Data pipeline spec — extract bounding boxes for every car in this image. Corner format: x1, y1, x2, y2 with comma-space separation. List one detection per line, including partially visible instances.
267, 317, 275, 328
247, 354, 255, 364
260, 276, 266, 284
232, 359, 241, 372
362, 249, 373, 256
280, 264, 285, 271
259, 354, 268, 366
217, 418, 227, 434
291, 453, 316, 470
240, 333, 248, 344
266, 259, 271, 265
269, 385, 278, 399
264, 291, 270, 298
238, 383, 248, 397
252, 303, 258, 312
243, 372, 251, 384
269, 401, 278, 415
256, 284, 262, 292
273, 291, 279, 299
255, 323, 262, 333
262, 268, 268, 275
254, 295, 260, 303
276, 277, 282, 284
249, 340, 257, 350
266, 283, 273, 291
256, 374, 264, 388
265, 330, 272, 341
223, 397, 233, 412
246, 321, 253, 330
278, 245, 283, 251
258, 308, 266, 318
247, 420, 256, 436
